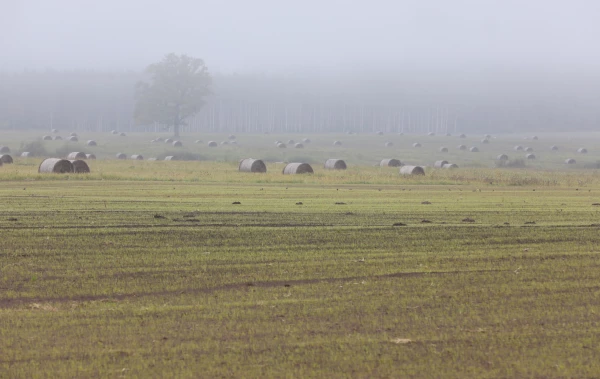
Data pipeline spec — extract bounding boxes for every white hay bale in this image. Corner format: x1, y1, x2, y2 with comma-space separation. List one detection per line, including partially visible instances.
565, 158, 576, 164
38, 158, 73, 173
400, 165, 425, 175
302, 138, 311, 143
70, 160, 90, 173
525, 153, 536, 160
68, 136, 78, 142
172, 140, 183, 147
497, 154, 509, 161
239, 158, 267, 173
67, 152, 86, 160
220, 141, 229, 145
155, 137, 164, 142
333, 140, 342, 146
116, 153, 127, 159
514, 145, 524, 151
413, 142, 422, 148
208, 141, 218, 147
380, 159, 401, 167
0, 154, 13, 164
86, 140, 97, 146
457, 144, 467, 150
85, 154, 96, 160
481, 138, 489, 144
324, 159, 347, 170
524, 147, 534, 152
385, 141, 393, 147
277, 142, 287, 148
0, 146, 10, 153
283, 162, 314, 174
21, 152, 32, 157
439, 147, 448, 152
111, 130, 118, 135
131, 154, 144, 160
434, 160, 449, 168
484, 134, 492, 139
376, 131, 383, 135
51, 129, 59, 134
469, 147, 479, 152
119, 132, 126, 137
442, 163, 459, 169
54, 136, 63, 141
287, 139, 295, 145
427, 132, 435, 136
459, 133, 466, 138
577, 148, 588, 154
195, 140, 203, 144
164, 138, 173, 144
294, 143, 304, 149
164, 156, 176, 161
70, 132, 78, 137
228, 134, 236, 140
42, 135, 52, 140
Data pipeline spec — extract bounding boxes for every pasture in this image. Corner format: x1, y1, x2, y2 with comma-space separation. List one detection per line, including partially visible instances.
1, 131, 600, 378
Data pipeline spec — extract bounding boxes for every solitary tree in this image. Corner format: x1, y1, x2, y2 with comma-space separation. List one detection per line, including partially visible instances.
134, 54, 211, 138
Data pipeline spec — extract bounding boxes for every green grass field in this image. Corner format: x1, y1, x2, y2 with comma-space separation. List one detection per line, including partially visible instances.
1, 132, 600, 378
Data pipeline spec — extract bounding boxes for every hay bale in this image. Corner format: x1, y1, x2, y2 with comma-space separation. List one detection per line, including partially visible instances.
333, 140, 342, 146
400, 165, 425, 175
385, 142, 393, 147
220, 141, 229, 145
324, 159, 347, 170
565, 158, 576, 164
228, 134, 236, 140
164, 156, 176, 161
155, 137, 164, 142
131, 155, 144, 160
67, 152, 86, 160
195, 140, 203, 144
481, 138, 489, 144
208, 141, 218, 147
294, 143, 304, 149
287, 139, 295, 145
578, 148, 588, 154
54, 136, 63, 141
550, 145, 559, 151
230, 141, 238, 145
21, 152, 32, 157
283, 162, 314, 174
413, 142, 422, 148
439, 147, 448, 152
277, 142, 287, 148
42, 135, 52, 140
380, 159, 401, 167
87, 140, 97, 146
119, 132, 126, 137
274, 140, 282, 145
51, 128, 59, 134
525, 153, 536, 160
458, 144, 467, 150
428, 132, 435, 136
485, 134, 492, 139
0, 154, 11, 164
459, 133, 467, 138
148, 158, 157, 161
376, 131, 383, 135
85, 154, 96, 160
497, 154, 509, 161
38, 158, 73, 173
70, 160, 90, 173
434, 160, 449, 168
172, 140, 183, 147
0, 146, 10, 153
442, 163, 459, 169
469, 147, 479, 152
164, 138, 173, 144
68, 136, 78, 142
116, 153, 127, 159
398, 132, 404, 136
525, 147, 534, 152
111, 130, 118, 135
302, 138, 311, 143
239, 158, 267, 173
70, 132, 78, 137
514, 145, 524, 151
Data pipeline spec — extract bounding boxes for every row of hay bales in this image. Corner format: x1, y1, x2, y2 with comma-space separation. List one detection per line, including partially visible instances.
238, 158, 425, 176
38, 158, 90, 173
433, 160, 459, 169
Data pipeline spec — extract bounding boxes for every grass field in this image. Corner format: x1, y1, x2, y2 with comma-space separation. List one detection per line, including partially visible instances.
1, 132, 600, 378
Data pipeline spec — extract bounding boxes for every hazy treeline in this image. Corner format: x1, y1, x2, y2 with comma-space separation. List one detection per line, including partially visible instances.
1, 69, 599, 134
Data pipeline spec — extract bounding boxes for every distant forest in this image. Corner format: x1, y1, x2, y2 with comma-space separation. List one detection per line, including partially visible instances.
1, 69, 598, 134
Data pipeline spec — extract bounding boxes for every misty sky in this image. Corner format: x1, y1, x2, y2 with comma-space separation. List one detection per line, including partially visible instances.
2, 0, 599, 74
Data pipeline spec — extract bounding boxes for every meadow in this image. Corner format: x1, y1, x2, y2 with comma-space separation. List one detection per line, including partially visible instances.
1, 131, 600, 378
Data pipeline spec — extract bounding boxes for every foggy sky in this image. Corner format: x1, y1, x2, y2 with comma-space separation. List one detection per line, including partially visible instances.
2, 0, 600, 74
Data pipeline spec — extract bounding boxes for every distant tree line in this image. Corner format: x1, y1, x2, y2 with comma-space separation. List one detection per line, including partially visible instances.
1, 68, 598, 134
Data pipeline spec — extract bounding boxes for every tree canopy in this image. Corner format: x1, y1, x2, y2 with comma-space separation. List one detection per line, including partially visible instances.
134, 54, 211, 137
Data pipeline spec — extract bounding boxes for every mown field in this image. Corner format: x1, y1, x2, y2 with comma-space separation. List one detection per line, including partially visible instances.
1, 132, 600, 378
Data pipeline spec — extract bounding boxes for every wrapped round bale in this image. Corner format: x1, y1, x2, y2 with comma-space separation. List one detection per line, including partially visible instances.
0, 154, 13, 164
485, 134, 492, 139
51, 128, 59, 134
131, 155, 144, 160
21, 152, 32, 157
376, 131, 384, 135
525, 153, 536, 160
294, 143, 304, 149
469, 147, 479, 152
400, 165, 425, 175
282, 163, 314, 174
119, 132, 126, 137
70, 132, 78, 137
68, 136, 78, 142
287, 139, 295, 145
577, 148, 588, 154
155, 137, 164, 142
87, 140, 97, 146
116, 153, 127, 159
0, 146, 10, 153
457, 144, 467, 150
86, 154, 96, 160
385, 142, 393, 147
239, 158, 267, 173
67, 152, 86, 160
208, 141, 218, 147
514, 145, 524, 151
434, 160, 449, 168
380, 158, 401, 167
413, 142, 422, 148
497, 154, 509, 161
442, 163, 459, 169
111, 130, 118, 135
459, 133, 466, 138
277, 142, 287, 148
220, 141, 229, 145
439, 147, 448, 152
54, 136, 63, 140
228, 134, 236, 140
550, 145, 559, 151
333, 140, 342, 146
172, 140, 183, 147
481, 138, 489, 144
195, 140, 203, 144
70, 160, 90, 173
164, 138, 173, 144
38, 158, 73, 173
42, 135, 52, 140
428, 132, 435, 136
164, 156, 176, 161
565, 158, 576, 164
324, 159, 347, 170
302, 138, 311, 143
525, 147, 534, 152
